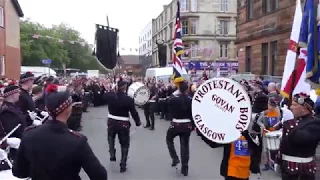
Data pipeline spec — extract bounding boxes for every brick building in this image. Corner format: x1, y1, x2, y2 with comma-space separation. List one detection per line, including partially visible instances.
236, 0, 297, 76
118, 55, 142, 74
0, 0, 23, 79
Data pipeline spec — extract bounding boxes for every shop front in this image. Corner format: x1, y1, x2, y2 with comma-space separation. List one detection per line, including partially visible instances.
167, 60, 238, 77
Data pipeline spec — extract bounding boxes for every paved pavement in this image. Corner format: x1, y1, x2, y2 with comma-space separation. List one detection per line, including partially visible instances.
80, 106, 281, 180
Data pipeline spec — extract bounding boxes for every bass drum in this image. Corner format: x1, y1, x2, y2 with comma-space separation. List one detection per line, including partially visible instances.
127, 82, 150, 106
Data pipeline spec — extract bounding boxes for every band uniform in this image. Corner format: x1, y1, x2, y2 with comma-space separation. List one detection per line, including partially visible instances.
104, 79, 141, 173
12, 84, 107, 180
166, 81, 193, 176
143, 82, 158, 130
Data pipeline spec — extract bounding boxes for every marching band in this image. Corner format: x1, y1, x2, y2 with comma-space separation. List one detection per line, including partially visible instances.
0, 71, 318, 180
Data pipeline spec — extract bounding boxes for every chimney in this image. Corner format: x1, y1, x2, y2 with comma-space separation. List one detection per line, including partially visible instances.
163, 5, 167, 10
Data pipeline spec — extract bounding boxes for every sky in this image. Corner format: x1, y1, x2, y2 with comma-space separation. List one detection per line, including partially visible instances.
19, 0, 172, 55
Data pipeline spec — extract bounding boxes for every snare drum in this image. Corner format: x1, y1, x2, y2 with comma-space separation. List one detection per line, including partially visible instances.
127, 82, 150, 106
265, 130, 282, 150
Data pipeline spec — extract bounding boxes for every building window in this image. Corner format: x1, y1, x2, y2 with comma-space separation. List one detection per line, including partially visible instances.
262, 43, 269, 75
219, 42, 229, 58
164, 12, 167, 23
180, 0, 189, 12
271, 41, 277, 75
183, 44, 190, 58
219, 19, 229, 35
262, 0, 279, 13
190, 19, 198, 34
169, 23, 173, 39
181, 20, 189, 35
245, 46, 251, 72
220, 0, 228, 12
191, 0, 198, 12
164, 28, 167, 41
0, 56, 5, 76
0, 7, 3, 27
169, 44, 173, 60
246, 0, 253, 20
190, 43, 198, 58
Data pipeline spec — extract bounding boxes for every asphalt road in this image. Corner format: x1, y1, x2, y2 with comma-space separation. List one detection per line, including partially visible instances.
80, 106, 281, 180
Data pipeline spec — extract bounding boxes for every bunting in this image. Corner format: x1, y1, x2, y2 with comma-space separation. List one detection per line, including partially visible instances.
32, 34, 139, 52
32, 34, 87, 46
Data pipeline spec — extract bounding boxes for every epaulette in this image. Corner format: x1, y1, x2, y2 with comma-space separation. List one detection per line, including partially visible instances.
69, 129, 83, 137
24, 125, 38, 132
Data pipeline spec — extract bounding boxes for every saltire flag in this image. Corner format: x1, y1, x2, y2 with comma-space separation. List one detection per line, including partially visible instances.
281, 0, 311, 98
299, 0, 320, 95
172, 0, 187, 86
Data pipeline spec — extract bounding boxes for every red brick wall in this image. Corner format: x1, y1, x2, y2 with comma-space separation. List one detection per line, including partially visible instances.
6, 45, 20, 79
0, 0, 21, 79
236, 0, 296, 75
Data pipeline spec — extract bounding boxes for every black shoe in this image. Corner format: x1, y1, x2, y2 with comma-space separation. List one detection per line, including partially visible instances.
120, 148, 128, 173
110, 156, 116, 161
144, 125, 150, 128
110, 150, 116, 161
171, 159, 180, 167
181, 166, 188, 176
149, 127, 154, 130
160, 116, 164, 119
120, 166, 127, 173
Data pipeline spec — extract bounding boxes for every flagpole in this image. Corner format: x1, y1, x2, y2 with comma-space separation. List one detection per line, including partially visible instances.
106, 15, 116, 76
313, 0, 318, 72
288, 0, 303, 107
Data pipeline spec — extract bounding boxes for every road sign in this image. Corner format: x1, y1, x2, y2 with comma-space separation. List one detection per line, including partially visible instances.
42, 59, 52, 65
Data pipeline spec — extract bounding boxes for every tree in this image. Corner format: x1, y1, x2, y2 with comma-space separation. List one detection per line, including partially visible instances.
20, 19, 108, 73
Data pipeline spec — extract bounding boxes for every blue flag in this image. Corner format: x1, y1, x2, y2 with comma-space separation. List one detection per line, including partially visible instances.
299, 0, 320, 90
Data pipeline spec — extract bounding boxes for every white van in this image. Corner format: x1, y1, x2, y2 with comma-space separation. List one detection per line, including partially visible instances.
145, 67, 189, 84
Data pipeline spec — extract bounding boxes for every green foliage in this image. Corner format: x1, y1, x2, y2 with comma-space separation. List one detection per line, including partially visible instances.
20, 19, 108, 72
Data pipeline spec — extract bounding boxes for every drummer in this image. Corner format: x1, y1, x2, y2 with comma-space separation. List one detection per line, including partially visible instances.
197, 129, 259, 179
255, 97, 282, 171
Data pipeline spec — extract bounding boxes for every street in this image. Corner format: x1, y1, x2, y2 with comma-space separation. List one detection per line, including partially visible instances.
80, 106, 281, 180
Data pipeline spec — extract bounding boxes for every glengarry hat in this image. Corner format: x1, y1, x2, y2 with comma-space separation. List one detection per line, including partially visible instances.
3, 82, 20, 98
20, 72, 35, 84
46, 84, 73, 117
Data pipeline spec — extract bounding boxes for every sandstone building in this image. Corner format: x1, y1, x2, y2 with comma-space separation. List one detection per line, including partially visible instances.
236, 0, 297, 76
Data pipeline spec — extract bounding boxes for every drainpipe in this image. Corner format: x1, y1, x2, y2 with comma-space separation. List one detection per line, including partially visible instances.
3, 0, 6, 78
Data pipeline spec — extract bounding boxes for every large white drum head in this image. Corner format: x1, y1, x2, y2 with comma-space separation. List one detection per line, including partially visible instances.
128, 82, 150, 106
0, 170, 27, 179
192, 77, 252, 144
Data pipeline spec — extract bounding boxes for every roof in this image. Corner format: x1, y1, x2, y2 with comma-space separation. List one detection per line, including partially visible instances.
11, 0, 24, 17
120, 55, 140, 65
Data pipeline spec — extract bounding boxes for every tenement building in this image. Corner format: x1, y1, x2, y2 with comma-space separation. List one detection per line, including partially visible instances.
236, 0, 297, 76
139, 21, 153, 70
151, 0, 238, 75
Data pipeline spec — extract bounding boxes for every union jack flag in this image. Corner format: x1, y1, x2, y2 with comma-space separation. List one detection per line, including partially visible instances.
172, 0, 187, 85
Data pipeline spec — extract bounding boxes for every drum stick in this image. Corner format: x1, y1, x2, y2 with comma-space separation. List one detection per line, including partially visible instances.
5, 157, 12, 168
0, 124, 21, 145
264, 129, 270, 133
272, 121, 282, 128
